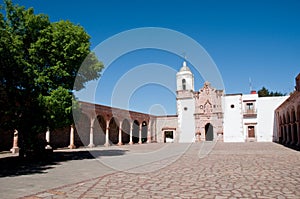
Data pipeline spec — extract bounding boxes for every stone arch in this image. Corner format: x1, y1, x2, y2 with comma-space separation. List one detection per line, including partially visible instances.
205, 123, 214, 141
109, 117, 119, 145
182, 79, 186, 90
122, 119, 130, 144
132, 120, 139, 144
142, 121, 148, 143
93, 115, 106, 146
204, 100, 212, 108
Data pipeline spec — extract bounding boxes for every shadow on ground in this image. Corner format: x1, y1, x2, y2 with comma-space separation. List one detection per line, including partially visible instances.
0, 149, 127, 177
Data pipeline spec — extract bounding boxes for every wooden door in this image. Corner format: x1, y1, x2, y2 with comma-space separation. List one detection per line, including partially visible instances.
248, 126, 255, 138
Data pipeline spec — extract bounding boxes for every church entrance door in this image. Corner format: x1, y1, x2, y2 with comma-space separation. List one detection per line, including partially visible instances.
205, 123, 214, 141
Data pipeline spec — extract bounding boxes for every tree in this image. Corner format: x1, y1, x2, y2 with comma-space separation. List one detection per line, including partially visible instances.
257, 87, 286, 97
0, 0, 103, 157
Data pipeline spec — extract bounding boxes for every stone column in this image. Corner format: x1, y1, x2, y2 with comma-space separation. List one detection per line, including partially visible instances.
296, 122, 300, 147
129, 122, 133, 145
278, 125, 282, 143
45, 127, 52, 149
88, 118, 95, 147
282, 125, 286, 144
68, 124, 76, 149
10, 129, 19, 154
147, 120, 151, 143
285, 124, 290, 145
104, 120, 110, 147
138, 123, 142, 144
290, 123, 295, 146
118, 120, 123, 146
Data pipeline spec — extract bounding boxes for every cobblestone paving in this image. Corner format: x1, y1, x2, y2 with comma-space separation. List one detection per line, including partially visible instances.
21, 142, 300, 199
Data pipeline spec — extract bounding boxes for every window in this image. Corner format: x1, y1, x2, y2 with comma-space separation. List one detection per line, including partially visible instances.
182, 79, 186, 90
244, 102, 256, 114
246, 103, 254, 110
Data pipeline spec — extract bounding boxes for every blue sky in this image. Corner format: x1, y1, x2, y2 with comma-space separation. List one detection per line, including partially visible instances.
10, 0, 300, 115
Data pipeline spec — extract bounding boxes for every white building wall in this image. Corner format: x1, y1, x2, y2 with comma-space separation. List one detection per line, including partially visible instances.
223, 95, 244, 142
256, 96, 289, 142
177, 98, 195, 142
242, 93, 258, 101
155, 116, 179, 143
242, 94, 258, 141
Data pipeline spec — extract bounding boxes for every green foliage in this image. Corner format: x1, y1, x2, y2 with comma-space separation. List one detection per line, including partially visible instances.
257, 87, 286, 97
0, 0, 103, 156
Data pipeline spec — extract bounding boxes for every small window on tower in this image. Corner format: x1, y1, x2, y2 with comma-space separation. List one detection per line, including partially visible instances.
246, 103, 254, 110
182, 79, 186, 90
184, 107, 188, 111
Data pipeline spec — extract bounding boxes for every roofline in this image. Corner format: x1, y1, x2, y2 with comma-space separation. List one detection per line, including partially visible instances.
78, 101, 178, 118
224, 93, 243, 96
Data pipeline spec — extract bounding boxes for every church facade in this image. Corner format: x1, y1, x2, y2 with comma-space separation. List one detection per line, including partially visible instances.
175, 61, 223, 142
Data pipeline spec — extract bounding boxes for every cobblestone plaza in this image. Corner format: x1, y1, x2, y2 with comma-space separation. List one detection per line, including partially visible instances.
1, 142, 299, 198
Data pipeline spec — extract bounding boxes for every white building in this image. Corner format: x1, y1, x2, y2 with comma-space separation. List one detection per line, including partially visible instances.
222, 93, 288, 142
167, 60, 289, 143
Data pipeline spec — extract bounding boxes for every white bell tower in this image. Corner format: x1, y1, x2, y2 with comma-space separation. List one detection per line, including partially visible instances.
176, 60, 195, 142
176, 61, 194, 91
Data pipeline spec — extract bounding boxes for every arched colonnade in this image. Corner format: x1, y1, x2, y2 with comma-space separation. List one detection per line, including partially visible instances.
70, 102, 155, 148
276, 98, 300, 148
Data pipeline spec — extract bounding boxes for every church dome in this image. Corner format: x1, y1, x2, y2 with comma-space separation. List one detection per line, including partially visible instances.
179, 61, 192, 72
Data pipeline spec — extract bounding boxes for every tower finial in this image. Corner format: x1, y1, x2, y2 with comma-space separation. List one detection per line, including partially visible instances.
182, 52, 187, 67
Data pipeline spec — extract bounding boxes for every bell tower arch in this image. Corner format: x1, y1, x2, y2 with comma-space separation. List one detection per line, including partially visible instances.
176, 61, 194, 91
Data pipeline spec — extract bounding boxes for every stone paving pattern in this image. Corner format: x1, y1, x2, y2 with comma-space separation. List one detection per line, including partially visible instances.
21, 142, 300, 198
